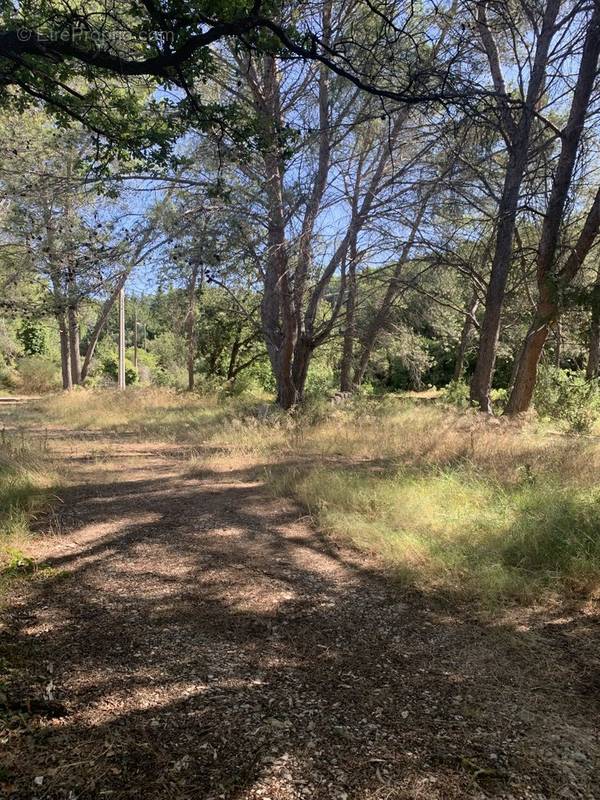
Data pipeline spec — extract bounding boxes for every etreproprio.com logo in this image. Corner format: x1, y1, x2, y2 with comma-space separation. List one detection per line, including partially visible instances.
14, 27, 175, 45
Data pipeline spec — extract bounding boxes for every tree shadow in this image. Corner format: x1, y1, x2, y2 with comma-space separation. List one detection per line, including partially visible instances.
2, 456, 599, 799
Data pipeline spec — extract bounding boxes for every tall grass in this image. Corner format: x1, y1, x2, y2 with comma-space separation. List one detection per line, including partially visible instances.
30, 386, 274, 444
267, 400, 600, 603
25, 388, 600, 603
274, 466, 600, 602
29, 387, 290, 469
0, 434, 56, 577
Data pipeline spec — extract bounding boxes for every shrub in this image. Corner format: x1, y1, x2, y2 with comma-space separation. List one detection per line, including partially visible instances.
490, 387, 508, 413
534, 366, 600, 432
16, 356, 60, 393
0, 319, 21, 362
245, 359, 276, 393
0, 435, 56, 575
304, 361, 335, 399
101, 354, 139, 386
226, 371, 262, 396
442, 380, 470, 408
126, 348, 159, 385
0, 362, 20, 391
16, 320, 47, 356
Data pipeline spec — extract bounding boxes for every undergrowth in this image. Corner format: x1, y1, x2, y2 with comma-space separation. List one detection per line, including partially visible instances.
23, 387, 600, 605
0, 432, 56, 589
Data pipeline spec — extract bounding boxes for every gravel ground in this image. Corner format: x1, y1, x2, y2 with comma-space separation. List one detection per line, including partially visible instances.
1, 434, 599, 799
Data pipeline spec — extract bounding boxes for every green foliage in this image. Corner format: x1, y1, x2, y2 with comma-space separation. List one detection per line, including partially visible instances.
245, 359, 276, 393
126, 348, 159, 385
490, 388, 508, 413
148, 331, 185, 371
224, 371, 260, 396
373, 327, 433, 391
442, 384, 512, 415
442, 380, 470, 408
534, 367, 600, 432
2, 548, 36, 576
0, 363, 20, 391
355, 381, 376, 399
0, 320, 22, 363
101, 355, 139, 386
16, 319, 46, 356
422, 337, 458, 388
304, 361, 336, 399
0, 435, 55, 578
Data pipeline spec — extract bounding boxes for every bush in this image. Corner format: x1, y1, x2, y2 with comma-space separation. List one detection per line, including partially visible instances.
226, 371, 263, 397
101, 354, 139, 386
0, 320, 21, 363
0, 436, 56, 574
442, 380, 470, 408
534, 366, 600, 432
126, 348, 159, 385
245, 359, 276, 393
304, 361, 335, 399
490, 387, 508, 413
0, 362, 20, 391
16, 356, 60, 393
16, 320, 47, 356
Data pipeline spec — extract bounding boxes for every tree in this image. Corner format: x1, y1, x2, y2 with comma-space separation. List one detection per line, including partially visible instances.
506, 4, 600, 414
0, 0, 477, 150
469, 0, 564, 412
0, 110, 167, 388
586, 265, 600, 380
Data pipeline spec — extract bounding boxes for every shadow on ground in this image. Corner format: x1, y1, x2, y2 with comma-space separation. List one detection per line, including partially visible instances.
1, 442, 599, 800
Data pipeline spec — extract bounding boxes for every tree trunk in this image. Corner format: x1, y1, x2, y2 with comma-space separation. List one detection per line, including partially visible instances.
553, 318, 562, 369
259, 56, 298, 410
586, 283, 600, 380
80, 270, 132, 382
227, 334, 242, 382
469, 0, 561, 412
185, 264, 200, 392
469, 151, 533, 412
274, 355, 299, 409
352, 275, 399, 388
67, 304, 81, 384
587, 311, 600, 380
453, 292, 480, 382
340, 254, 357, 392
58, 311, 72, 390
187, 353, 195, 392
80, 217, 165, 382
505, 310, 553, 415
507, 6, 600, 413
291, 336, 313, 403
353, 199, 429, 387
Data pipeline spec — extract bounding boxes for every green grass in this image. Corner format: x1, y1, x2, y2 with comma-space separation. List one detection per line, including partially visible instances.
0, 436, 56, 586
273, 465, 600, 603
14, 387, 600, 605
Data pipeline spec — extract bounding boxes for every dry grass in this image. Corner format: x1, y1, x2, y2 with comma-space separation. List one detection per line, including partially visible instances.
29, 387, 290, 469
267, 400, 600, 603
29, 386, 228, 437
0, 433, 57, 582
22, 388, 600, 604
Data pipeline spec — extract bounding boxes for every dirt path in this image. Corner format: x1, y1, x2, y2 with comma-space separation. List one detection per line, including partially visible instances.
2, 433, 600, 799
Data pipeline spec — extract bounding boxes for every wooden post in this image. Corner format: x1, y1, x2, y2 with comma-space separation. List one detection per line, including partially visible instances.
133, 303, 138, 368
118, 287, 126, 390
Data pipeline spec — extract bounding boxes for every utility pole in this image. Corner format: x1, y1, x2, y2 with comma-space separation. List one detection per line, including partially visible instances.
118, 287, 126, 390
133, 303, 138, 369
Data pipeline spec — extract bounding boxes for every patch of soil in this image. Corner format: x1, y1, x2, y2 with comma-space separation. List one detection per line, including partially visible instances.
1, 435, 599, 799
